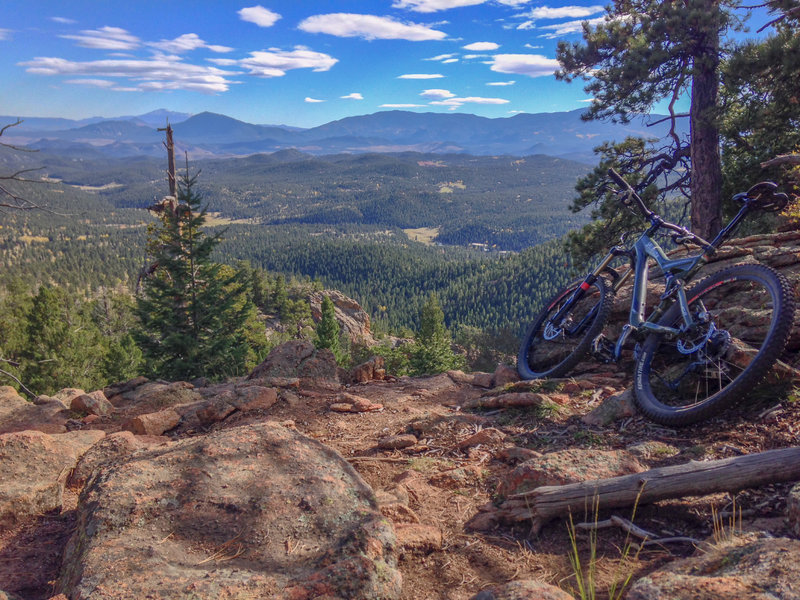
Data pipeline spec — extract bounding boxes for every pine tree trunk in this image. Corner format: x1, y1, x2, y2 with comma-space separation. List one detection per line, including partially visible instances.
689, 5, 723, 241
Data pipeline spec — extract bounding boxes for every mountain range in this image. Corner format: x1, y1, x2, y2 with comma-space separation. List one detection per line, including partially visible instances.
2, 108, 685, 163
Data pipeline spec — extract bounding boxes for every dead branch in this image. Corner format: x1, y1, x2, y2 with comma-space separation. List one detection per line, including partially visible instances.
760, 154, 800, 168
495, 447, 800, 535
575, 514, 700, 546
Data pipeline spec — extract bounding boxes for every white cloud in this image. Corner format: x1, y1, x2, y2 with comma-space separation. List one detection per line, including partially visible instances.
149, 33, 233, 54
537, 16, 605, 38
298, 13, 447, 41
425, 53, 457, 61
61, 26, 141, 51
380, 103, 424, 108
20, 54, 236, 93
442, 58, 459, 63
239, 47, 338, 77
305, 97, 325, 103
487, 80, 515, 86
463, 41, 499, 51
392, 0, 487, 12
490, 53, 559, 77
398, 73, 444, 79
420, 88, 456, 99
524, 43, 543, 49
64, 78, 115, 87
238, 5, 282, 27
0, 28, 10, 40
430, 96, 510, 106
341, 92, 364, 100
521, 5, 604, 19
51, 17, 77, 24
462, 54, 487, 59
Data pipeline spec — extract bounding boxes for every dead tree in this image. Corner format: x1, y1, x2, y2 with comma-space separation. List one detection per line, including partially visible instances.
494, 446, 800, 535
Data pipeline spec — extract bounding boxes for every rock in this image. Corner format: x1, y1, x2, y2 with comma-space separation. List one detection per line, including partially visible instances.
349, 356, 386, 383
457, 427, 507, 450
471, 580, 573, 600
68, 431, 143, 488
394, 523, 443, 552
428, 465, 484, 489
378, 434, 418, 450
627, 440, 680, 461
103, 376, 148, 399
57, 422, 402, 600
0, 429, 105, 523
0, 387, 71, 435
123, 409, 181, 436
496, 446, 543, 464
231, 385, 278, 411
195, 398, 236, 426
788, 483, 800, 537
581, 388, 638, 427
492, 364, 520, 387
71, 390, 114, 416
330, 392, 384, 413
111, 381, 200, 413
50, 388, 86, 407
248, 340, 339, 383
309, 289, 374, 345
498, 448, 645, 497
627, 535, 800, 600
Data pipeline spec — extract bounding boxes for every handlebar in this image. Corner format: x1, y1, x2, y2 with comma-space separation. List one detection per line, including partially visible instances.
607, 167, 715, 252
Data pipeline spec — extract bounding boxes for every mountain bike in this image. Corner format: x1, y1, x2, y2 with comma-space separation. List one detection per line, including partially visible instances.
517, 168, 796, 426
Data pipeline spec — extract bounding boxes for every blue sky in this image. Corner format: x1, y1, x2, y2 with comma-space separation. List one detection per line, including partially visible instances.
0, 1, 776, 128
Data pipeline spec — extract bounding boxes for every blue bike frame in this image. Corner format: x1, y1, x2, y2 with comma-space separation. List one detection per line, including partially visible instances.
548, 195, 756, 363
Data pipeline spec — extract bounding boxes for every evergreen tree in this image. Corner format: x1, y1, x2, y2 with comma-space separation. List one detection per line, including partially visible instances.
410, 293, 463, 376
22, 286, 105, 394
315, 294, 344, 363
556, 0, 738, 240
135, 167, 265, 381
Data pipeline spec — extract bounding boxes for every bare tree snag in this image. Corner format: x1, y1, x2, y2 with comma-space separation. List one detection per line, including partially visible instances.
496, 447, 800, 535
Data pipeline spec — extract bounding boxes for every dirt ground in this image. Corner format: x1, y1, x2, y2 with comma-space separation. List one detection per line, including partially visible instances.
2, 364, 798, 600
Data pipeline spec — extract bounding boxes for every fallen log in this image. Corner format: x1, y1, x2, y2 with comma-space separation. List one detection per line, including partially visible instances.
760, 154, 800, 168
497, 446, 800, 535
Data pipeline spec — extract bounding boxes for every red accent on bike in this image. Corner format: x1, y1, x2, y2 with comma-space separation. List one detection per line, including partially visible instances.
579, 282, 591, 291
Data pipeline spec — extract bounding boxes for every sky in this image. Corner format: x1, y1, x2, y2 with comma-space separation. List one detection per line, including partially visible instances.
0, 1, 777, 128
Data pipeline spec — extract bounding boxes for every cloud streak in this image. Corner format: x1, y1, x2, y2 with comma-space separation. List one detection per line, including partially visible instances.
61, 26, 141, 51
299, 13, 447, 41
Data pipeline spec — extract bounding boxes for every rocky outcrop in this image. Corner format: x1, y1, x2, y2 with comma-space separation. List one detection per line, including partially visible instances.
57, 422, 402, 600
309, 289, 374, 345
0, 429, 105, 523
0, 386, 71, 435
248, 340, 340, 384
627, 534, 800, 600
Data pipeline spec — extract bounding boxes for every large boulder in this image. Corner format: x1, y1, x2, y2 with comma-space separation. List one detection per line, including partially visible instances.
248, 340, 339, 383
57, 422, 402, 600
627, 535, 800, 600
0, 429, 106, 524
309, 290, 374, 345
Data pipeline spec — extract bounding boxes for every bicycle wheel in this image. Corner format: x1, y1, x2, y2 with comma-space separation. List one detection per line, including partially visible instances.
517, 277, 612, 379
634, 263, 795, 426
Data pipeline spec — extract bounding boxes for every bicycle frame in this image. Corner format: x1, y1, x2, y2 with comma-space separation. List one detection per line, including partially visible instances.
548, 199, 756, 362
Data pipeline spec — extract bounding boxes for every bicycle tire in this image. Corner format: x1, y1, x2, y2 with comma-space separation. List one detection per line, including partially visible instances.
633, 263, 795, 426
517, 277, 612, 379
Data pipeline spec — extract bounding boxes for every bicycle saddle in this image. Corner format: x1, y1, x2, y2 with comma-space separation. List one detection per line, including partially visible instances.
733, 181, 789, 212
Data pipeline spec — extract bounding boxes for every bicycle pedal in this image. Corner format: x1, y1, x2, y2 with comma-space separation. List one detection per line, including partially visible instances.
591, 335, 615, 363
